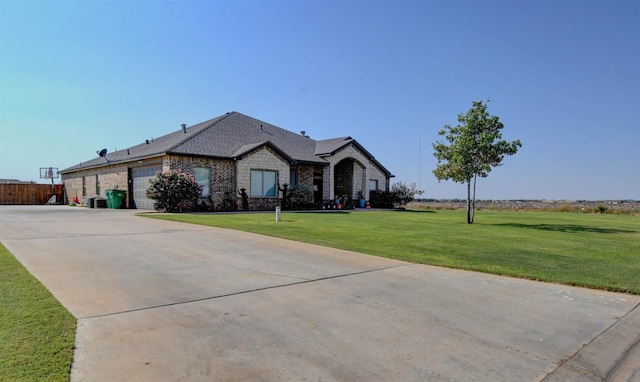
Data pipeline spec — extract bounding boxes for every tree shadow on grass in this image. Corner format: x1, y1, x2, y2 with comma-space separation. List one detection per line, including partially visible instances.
492, 223, 637, 234
392, 209, 437, 213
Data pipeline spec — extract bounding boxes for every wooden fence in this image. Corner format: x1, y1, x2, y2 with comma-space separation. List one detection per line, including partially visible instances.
0, 183, 65, 205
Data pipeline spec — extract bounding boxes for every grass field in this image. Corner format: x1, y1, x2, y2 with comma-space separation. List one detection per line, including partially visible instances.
0, 243, 76, 382
146, 209, 640, 294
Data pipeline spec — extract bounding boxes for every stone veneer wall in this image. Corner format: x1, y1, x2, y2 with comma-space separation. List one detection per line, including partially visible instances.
236, 147, 290, 210
62, 163, 128, 201
367, 165, 387, 194
167, 155, 236, 207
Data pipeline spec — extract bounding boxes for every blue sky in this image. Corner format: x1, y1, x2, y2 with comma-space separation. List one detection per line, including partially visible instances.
1, 0, 638, 200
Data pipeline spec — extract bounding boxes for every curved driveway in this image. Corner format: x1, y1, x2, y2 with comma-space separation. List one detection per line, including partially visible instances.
1, 206, 638, 381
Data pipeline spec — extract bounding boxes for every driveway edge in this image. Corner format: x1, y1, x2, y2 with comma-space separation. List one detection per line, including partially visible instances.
542, 302, 640, 381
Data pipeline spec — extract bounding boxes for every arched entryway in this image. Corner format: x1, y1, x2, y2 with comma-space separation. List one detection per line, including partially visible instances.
333, 158, 366, 201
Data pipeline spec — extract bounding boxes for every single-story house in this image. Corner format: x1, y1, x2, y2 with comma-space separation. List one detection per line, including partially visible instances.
60, 112, 393, 210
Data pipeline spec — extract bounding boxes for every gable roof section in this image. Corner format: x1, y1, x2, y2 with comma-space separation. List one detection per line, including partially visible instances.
168, 112, 322, 164
315, 137, 393, 177
314, 137, 354, 156
231, 141, 296, 164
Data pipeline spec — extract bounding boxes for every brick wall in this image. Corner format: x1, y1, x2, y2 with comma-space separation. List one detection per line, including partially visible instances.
167, 155, 236, 207
334, 159, 355, 198
62, 163, 128, 200
294, 164, 315, 188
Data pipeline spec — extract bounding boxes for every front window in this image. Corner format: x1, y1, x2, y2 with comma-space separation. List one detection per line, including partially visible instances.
369, 179, 378, 191
194, 167, 211, 197
290, 169, 296, 186
251, 170, 277, 197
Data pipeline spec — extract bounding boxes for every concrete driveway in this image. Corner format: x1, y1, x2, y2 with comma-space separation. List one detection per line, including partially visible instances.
1, 206, 638, 381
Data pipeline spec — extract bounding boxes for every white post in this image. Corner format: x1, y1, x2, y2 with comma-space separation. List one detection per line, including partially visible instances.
275, 206, 281, 222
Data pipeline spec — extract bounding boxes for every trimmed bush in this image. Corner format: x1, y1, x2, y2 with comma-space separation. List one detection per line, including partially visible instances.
288, 184, 314, 210
369, 190, 398, 208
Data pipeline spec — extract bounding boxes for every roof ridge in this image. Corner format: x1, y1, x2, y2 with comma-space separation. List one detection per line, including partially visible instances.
165, 112, 235, 153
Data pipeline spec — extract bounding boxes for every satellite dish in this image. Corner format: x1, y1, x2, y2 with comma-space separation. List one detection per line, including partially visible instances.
97, 149, 107, 157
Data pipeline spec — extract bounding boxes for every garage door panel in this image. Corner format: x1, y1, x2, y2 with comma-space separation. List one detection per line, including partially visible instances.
132, 165, 161, 209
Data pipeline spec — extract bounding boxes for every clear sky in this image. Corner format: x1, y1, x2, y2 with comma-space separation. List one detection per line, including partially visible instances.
1, 0, 638, 200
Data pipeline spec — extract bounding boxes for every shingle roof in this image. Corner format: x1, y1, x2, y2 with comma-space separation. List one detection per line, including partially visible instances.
314, 137, 354, 155
60, 112, 392, 176
60, 114, 228, 173
168, 112, 322, 164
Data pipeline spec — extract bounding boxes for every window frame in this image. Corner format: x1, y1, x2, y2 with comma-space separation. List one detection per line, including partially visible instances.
250, 169, 277, 198
194, 167, 211, 198
289, 169, 297, 187
369, 179, 378, 191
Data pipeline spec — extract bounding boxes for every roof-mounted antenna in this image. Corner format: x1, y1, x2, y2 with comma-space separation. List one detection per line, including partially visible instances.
97, 148, 110, 162
182, 123, 187, 133
300, 130, 306, 136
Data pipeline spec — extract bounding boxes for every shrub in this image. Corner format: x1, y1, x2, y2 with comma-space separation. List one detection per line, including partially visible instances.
558, 203, 574, 213
146, 170, 202, 212
391, 182, 424, 208
288, 184, 314, 209
369, 190, 398, 208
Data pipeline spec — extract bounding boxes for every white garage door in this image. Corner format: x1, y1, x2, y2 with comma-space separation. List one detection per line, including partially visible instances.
131, 165, 162, 209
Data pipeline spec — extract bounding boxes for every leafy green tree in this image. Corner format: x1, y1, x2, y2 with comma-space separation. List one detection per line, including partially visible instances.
146, 170, 202, 212
391, 182, 423, 208
433, 100, 521, 224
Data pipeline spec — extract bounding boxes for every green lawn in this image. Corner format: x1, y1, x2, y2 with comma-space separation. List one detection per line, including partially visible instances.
0, 243, 76, 382
145, 210, 640, 294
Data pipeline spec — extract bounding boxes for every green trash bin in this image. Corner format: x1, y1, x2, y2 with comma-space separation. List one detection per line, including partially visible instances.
105, 190, 114, 209
111, 190, 126, 209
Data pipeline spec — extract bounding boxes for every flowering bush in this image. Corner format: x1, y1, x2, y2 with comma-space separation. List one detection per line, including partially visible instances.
146, 170, 202, 212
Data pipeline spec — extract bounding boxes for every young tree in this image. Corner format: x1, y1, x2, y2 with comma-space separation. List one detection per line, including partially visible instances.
432, 100, 521, 224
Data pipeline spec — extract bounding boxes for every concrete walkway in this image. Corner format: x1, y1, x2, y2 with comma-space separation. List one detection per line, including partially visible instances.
1, 205, 638, 381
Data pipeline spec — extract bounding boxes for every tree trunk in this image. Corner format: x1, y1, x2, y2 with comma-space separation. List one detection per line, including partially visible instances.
466, 181, 472, 224
471, 174, 477, 224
